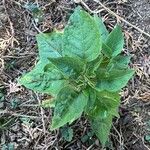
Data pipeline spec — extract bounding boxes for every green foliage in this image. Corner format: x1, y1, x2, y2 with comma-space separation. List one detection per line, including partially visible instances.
91, 111, 113, 147
10, 99, 20, 109
94, 14, 109, 41
19, 6, 134, 147
62, 7, 102, 62
2, 143, 14, 150
24, 3, 43, 23
48, 56, 85, 79
51, 86, 88, 130
60, 126, 73, 142
103, 25, 124, 58
145, 135, 150, 142
19, 32, 68, 97
81, 131, 94, 144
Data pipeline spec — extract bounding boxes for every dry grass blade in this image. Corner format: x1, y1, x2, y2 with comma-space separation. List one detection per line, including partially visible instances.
80, 0, 150, 38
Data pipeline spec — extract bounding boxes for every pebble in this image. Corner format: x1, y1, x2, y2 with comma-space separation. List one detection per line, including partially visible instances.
74, 0, 81, 3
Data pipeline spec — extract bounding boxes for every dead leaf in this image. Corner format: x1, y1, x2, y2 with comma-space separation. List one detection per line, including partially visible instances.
8, 81, 22, 94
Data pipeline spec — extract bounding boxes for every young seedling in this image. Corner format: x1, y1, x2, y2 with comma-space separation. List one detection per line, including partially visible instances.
19, 7, 134, 147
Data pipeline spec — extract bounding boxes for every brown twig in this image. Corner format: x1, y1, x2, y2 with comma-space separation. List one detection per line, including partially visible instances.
0, 110, 43, 119
1, 0, 19, 54
35, 93, 46, 134
80, 0, 150, 38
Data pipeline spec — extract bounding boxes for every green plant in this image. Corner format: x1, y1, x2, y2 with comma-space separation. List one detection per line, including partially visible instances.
60, 125, 73, 142
24, 3, 43, 23
19, 7, 134, 147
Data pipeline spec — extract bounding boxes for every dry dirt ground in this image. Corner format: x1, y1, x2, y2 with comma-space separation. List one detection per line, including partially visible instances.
0, 0, 150, 150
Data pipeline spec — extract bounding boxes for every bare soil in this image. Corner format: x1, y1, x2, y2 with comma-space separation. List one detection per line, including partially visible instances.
0, 0, 150, 150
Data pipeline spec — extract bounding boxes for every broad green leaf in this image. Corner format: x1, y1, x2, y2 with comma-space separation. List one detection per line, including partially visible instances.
94, 14, 109, 41
96, 68, 134, 92
102, 43, 112, 58
48, 56, 85, 79
105, 25, 124, 57
108, 55, 131, 69
51, 86, 88, 130
36, 31, 63, 60
96, 91, 120, 117
96, 91, 120, 109
110, 107, 119, 118
84, 87, 96, 114
88, 91, 120, 118
63, 7, 102, 62
86, 55, 103, 76
90, 109, 113, 147
19, 61, 68, 96
19, 31, 66, 96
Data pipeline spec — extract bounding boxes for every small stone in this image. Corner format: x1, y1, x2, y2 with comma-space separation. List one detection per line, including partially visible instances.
9, 133, 16, 141
17, 132, 23, 138
74, 0, 81, 3
0, 102, 4, 108
11, 124, 20, 131
33, 132, 39, 139
24, 141, 30, 147
95, 139, 100, 146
